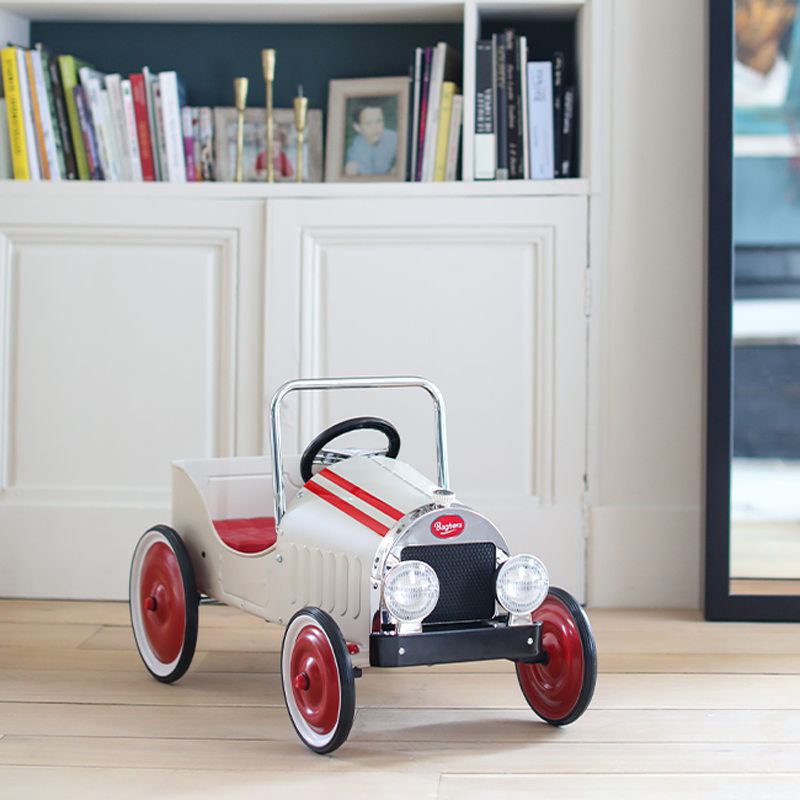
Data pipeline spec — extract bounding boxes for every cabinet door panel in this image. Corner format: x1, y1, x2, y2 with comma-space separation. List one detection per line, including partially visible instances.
267, 196, 588, 598
0, 198, 264, 599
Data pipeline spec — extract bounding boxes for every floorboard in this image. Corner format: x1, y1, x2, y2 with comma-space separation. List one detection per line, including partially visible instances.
2, 600, 800, 799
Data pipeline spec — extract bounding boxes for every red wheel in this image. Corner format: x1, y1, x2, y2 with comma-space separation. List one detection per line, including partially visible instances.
281, 607, 356, 753
517, 587, 597, 726
130, 525, 198, 683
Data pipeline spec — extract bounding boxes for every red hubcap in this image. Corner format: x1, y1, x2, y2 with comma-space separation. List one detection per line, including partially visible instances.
294, 672, 310, 691
290, 625, 340, 735
139, 541, 186, 664
519, 595, 584, 720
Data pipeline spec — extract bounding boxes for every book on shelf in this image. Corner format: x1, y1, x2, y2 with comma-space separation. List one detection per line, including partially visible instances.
190, 108, 200, 181
409, 47, 423, 182
434, 81, 458, 182
444, 93, 463, 182
552, 51, 565, 177
58, 54, 93, 180
0, 99, 12, 180
105, 74, 135, 181
414, 46, 432, 182
474, 39, 495, 180
2, 46, 32, 179
159, 70, 187, 182
73, 83, 103, 180
198, 107, 214, 181
151, 77, 170, 182
560, 86, 575, 178
493, 33, 509, 180
15, 48, 41, 180
519, 36, 530, 180
24, 50, 49, 179
120, 78, 143, 181
191, 107, 205, 181
141, 67, 162, 181
527, 61, 555, 180
403, 60, 414, 181
129, 73, 155, 181
503, 29, 524, 180
181, 106, 196, 182
101, 86, 124, 181
44, 50, 78, 179
29, 48, 62, 180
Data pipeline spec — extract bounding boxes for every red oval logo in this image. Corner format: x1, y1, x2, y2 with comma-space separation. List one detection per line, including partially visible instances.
431, 515, 465, 538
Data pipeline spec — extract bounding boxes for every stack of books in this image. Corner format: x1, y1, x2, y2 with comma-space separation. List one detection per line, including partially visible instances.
1, 44, 215, 182
474, 30, 576, 181
406, 42, 463, 182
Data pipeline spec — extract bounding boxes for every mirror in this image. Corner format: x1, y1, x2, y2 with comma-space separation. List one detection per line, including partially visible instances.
706, 0, 800, 620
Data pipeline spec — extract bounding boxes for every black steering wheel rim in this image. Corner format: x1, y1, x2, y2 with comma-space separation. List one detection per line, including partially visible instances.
300, 416, 401, 483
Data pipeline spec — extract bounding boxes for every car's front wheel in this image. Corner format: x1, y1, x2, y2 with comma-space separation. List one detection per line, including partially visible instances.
281, 607, 356, 753
516, 587, 597, 725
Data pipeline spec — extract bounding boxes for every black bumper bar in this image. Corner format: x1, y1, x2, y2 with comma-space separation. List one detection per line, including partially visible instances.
369, 621, 543, 668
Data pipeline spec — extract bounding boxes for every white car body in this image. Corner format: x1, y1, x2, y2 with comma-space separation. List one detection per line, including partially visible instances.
172, 451, 511, 668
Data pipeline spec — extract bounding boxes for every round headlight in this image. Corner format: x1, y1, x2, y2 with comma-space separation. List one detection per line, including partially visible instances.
496, 555, 549, 615
383, 560, 440, 623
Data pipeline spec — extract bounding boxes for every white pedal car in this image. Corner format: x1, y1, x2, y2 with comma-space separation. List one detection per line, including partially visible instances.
130, 377, 597, 753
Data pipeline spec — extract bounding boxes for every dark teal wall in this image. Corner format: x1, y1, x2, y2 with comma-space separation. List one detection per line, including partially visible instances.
478, 20, 576, 85
30, 22, 464, 112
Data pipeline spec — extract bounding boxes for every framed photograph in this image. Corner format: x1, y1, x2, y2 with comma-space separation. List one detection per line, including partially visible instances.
213, 107, 323, 182
325, 76, 409, 182
734, 0, 800, 134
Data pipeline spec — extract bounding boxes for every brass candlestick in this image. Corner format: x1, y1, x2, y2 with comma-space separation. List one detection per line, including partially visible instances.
234, 77, 248, 182
294, 85, 308, 184
262, 49, 276, 183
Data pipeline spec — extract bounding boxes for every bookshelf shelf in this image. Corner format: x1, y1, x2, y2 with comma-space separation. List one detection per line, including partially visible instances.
0, 174, 590, 198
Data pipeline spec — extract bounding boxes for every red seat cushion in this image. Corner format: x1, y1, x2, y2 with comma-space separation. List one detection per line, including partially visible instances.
213, 517, 277, 554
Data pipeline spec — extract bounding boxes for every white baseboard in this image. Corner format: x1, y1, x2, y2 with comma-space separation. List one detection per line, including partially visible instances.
0, 504, 169, 601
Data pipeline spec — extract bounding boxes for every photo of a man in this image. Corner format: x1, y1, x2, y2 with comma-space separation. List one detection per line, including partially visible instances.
734, 0, 798, 106
343, 96, 398, 176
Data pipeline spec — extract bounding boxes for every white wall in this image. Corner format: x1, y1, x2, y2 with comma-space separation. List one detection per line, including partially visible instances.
588, 0, 707, 607
0, 10, 30, 48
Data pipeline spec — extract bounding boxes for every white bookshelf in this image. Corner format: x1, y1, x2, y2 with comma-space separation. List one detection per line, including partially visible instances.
0, 0, 609, 603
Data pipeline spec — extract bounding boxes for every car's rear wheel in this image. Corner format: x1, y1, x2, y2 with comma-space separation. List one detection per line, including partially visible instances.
281, 607, 356, 753
130, 525, 198, 683
516, 586, 597, 725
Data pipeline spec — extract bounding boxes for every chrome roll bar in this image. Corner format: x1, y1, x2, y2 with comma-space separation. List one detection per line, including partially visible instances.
269, 376, 450, 525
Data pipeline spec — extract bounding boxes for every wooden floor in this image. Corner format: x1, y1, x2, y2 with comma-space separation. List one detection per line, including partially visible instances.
2, 600, 800, 799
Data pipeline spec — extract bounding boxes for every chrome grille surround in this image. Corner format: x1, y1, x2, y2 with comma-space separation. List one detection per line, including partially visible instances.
371, 504, 510, 628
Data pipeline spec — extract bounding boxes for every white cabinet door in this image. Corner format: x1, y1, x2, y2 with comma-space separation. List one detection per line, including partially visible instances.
0, 196, 264, 599
266, 196, 588, 599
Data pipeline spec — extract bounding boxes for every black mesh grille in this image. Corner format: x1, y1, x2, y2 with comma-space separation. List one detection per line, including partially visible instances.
401, 542, 496, 624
